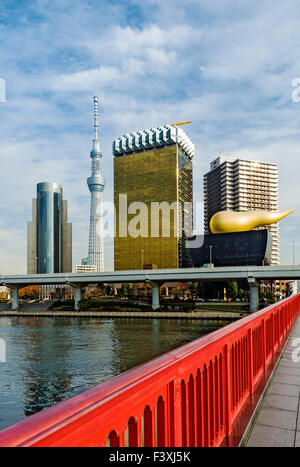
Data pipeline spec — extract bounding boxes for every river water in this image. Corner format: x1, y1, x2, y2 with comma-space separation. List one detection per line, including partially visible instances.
0, 315, 230, 431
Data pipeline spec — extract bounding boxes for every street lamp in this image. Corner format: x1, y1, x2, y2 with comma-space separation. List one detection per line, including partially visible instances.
209, 245, 213, 264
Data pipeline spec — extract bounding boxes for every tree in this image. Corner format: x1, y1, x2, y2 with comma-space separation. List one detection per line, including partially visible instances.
197, 281, 225, 301
259, 291, 266, 302
121, 283, 129, 298
226, 281, 238, 302
266, 291, 275, 304
130, 284, 138, 298
238, 288, 245, 301
102, 284, 114, 296
243, 290, 250, 303
19, 286, 39, 299
189, 282, 199, 299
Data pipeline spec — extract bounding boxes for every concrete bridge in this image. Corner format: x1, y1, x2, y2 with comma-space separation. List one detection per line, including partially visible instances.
1, 265, 299, 313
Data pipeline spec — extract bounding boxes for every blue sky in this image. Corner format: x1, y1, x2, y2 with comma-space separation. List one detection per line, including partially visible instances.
1, 0, 300, 272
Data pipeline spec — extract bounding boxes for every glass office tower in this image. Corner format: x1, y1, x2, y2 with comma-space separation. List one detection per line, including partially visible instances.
37, 182, 62, 273
27, 182, 72, 274
113, 125, 194, 270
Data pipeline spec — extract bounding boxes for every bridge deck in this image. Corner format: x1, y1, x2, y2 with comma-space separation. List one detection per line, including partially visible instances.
244, 315, 300, 447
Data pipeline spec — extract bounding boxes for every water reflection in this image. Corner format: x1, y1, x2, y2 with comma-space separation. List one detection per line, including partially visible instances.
0, 316, 230, 430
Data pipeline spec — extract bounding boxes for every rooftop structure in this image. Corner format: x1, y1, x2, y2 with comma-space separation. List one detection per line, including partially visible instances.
75, 265, 97, 273
113, 124, 195, 159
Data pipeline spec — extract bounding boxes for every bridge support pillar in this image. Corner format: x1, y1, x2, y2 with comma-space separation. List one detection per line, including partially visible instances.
74, 288, 82, 311
11, 287, 19, 310
147, 281, 160, 310
68, 283, 82, 311
248, 278, 259, 314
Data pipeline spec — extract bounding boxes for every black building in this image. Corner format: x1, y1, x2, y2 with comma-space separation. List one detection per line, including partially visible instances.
187, 230, 272, 267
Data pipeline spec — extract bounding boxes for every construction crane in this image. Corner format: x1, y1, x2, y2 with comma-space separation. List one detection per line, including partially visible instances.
171, 121, 192, 127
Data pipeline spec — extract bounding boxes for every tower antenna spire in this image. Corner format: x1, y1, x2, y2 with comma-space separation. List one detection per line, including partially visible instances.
92, 96, 100, 154
94, 96, 99, 141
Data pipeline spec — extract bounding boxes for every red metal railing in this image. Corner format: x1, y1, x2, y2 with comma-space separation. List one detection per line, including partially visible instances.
0, 294, 299, 447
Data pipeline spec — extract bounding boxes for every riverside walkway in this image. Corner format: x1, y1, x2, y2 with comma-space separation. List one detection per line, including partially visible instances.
243, 315, 300, 447
0, 310, 246, 320
0, 300, 248, 320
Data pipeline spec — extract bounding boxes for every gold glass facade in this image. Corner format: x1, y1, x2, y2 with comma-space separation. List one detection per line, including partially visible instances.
114, 144, 193, 270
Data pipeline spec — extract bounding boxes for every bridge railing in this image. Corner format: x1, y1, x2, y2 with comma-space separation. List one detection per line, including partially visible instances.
0, 294, 299, 447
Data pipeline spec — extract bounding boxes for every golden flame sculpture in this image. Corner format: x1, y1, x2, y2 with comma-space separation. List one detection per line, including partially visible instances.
210, 209, 295, 234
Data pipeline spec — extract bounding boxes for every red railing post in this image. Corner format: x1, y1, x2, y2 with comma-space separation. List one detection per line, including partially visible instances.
247, 329, 253, 394
167, 381, 175, 447
283, 305, 287, 336
271, 313, 275, 358
214, 357, 220, 440
204, 364, 211, 446
188, 375, 195, 447
209, 361, 215, 446
238, 340, 242, 402
223, 344, 233, 438
173, 379, 183, 447
279, 307, 282, 342
262, 319, 266, 372
195, 370, 202, 447
185, 379, 190, 447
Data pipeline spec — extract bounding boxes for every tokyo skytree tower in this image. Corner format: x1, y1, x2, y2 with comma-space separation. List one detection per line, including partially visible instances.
87, 96, 105, 271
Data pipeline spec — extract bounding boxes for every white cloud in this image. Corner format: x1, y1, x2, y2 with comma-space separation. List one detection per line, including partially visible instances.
53, 66, 120, 91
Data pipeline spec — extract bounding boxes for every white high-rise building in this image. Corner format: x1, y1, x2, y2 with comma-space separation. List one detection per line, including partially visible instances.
203, 156, 279, 265
87, 97, 105, 271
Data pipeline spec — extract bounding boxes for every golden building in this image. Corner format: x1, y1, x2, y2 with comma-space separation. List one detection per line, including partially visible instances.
113, 125, 194, 270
